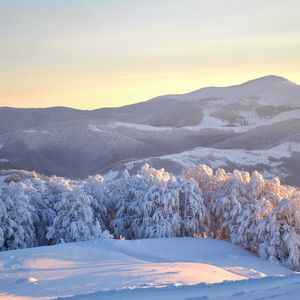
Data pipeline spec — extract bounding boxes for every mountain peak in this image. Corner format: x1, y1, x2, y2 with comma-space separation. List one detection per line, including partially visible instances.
241, 75, 296, 87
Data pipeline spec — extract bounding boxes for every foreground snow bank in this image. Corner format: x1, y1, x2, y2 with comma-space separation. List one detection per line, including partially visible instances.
0, 238, 293, 300
60, 274, 300, 300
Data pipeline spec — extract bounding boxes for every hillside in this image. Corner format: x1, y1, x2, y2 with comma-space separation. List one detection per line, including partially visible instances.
0, 75, 300, 184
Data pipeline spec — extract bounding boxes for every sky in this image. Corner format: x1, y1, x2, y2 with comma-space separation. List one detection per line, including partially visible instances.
0, 0, 299, 110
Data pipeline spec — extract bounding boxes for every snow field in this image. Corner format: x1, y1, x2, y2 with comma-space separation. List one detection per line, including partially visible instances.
0, 237, 293, 300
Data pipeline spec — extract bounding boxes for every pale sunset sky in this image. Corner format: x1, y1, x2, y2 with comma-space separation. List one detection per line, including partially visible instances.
0, 0, 299, 109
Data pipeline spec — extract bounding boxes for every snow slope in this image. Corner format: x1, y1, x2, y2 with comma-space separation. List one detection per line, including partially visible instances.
107, 107, 300, 133
126, 142, 300, 180
0, 238, 294, 300
178, 75, 299, 106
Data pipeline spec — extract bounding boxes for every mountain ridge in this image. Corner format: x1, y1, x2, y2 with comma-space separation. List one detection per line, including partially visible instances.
0, 75, 300, 183
1, 75, 298, 112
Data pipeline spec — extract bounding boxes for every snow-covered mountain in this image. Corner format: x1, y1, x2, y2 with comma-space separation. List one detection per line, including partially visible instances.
0, 75, 299, 184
